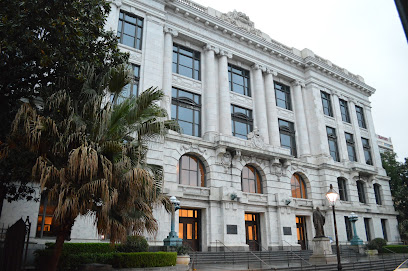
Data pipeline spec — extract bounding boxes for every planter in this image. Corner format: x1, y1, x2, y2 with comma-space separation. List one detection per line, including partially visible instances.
176, 255, 190, 265
366, 249, 379, 256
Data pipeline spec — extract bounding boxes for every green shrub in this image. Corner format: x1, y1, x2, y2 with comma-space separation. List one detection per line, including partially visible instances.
117, 235, 149, 252
381, 245, 408, 253
176, 245, 189, 255
366, 238, 387, 250
112, 252, 177, 268
45, 242, 116, 254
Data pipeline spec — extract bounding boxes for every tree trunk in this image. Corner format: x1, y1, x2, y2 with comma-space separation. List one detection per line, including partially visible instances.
48, 233, 65, 271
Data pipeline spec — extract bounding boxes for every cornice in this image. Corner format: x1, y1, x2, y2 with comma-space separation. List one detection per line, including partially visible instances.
162, 0, 375, 96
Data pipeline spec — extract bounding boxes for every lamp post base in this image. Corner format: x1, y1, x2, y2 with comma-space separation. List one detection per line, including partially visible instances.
309, 237, 338, 265
163, 231, 183, 247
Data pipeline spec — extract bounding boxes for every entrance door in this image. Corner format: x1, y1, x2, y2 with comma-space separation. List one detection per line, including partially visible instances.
245, 213, 260, 251
296, 216, 308, 250
178, 208, 201, 251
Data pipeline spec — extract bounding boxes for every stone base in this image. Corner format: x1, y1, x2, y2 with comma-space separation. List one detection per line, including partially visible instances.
309, 237, 337, 265
163, 231, 183, 247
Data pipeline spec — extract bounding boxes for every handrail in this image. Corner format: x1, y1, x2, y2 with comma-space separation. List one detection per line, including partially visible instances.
248, 240, 276, 270
282, 240, 313, 266
182, 241, 197, 271
215, 240, 235, 266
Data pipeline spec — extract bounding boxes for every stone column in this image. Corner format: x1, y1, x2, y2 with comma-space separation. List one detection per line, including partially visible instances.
218, 49, 232, 136
332, 92, 348, 162
292, 81, 311, 157
251, 64, 268, 142
162, 26, 178, 118
203, 44, 219, 136
365, 107, 382, 167
264, 68, 280, 147
349, 100, 366, 163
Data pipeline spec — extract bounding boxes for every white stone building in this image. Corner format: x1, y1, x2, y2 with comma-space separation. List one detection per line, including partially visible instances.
0, 0, 400, 252
376, 134, 394, 154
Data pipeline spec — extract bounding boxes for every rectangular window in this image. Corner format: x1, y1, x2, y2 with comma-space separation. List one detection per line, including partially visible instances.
339, 99, 351, 123
279, 119, 297, 157
228, 64, 251, 96
338, 178, 348, 201
321, 91, 333, 117
274, 82, 292, 110
374, 184, 382, 205
115, 64, 140, 104
344, 216, 352, 241
345, 132, 357, 162
381, 219, 388, 241
231, 105, 253, 139
355, 105, 367, 128
326, 126, 339, 162
172, 44, 201, 80
362, 138, 373, 165
357, 180, 366, 203
117, 11, 143, 49
171, 88, 201, 137
36, 192, 57, 238
364, 218, 372, 241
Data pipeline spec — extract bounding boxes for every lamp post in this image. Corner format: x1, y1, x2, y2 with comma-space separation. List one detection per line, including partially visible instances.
326, 184, 342, 271
163, 196, 183, 247
348, 212, 363, 245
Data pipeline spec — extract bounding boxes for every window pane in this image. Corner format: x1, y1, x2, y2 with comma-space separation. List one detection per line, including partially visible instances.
232, 83, 244, 95
122, 35, 135, 47
179, 121, 193, 135
179, 54, 193, 67
179, 66, 193, 78
123, 23, 136, 36
280, 134, 291, 148
234, 121, 247, 136
178, 107, 193, 122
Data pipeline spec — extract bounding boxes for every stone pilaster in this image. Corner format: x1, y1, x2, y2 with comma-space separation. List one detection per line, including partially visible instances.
365, 107, 382, 168
251, 64, 268, 142
218, 49, 232, 136
332, 92, 349, 162
162, 26, 178, 118
292, 81, 311, 157
349, 100, 366, 164
264, 68, 280, 147
203, 44, 219, 136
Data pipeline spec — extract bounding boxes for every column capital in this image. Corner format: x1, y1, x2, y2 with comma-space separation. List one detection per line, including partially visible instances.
265, 68, 277, 76
113, 0, 122, 7
218, 49, 232, 58
251, 63, 266, 72
292, 80, 305, 88
163, 25, 178, 37
203, 44, 219, 53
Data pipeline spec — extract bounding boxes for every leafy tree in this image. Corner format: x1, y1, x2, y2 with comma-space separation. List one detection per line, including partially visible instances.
0, 0, 127, 204
381, 151, 408, 243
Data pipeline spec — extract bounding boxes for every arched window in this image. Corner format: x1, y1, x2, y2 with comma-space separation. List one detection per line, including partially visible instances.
241, 165, 262, 193
291, 174, 307, 198
178, 154, 205, 187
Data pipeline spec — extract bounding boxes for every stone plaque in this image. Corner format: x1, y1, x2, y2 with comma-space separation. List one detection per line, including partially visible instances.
227, 225, 238, 234
283, 227, 292, 235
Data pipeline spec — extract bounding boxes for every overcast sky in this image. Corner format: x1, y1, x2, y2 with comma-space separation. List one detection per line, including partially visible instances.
195, 0, 408, 161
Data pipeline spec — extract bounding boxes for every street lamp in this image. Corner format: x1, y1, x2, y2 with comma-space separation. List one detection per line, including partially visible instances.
326, 184, 342, 271
163, 196, 183, 247
348, 212, 363, 245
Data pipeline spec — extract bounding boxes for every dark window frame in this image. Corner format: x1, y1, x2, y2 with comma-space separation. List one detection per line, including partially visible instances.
362, 137, 373, 165
345, 132, 357, 162
345, 216, 353, 241
381, 219, 388, 241
321, 91, 333, 117
355, 105, 367, 129
364, 218, 372, 241
374, 183, 382, 205
171, 87, 201, 137
339, 99, 351, 123
178, 154, 206, 187
326, 126, 340, 162
279, 119, 297, 157
338, 178, 348, 201
241, 165, 263, 194
231, 104, 253, 139
228, 64, 251, 96
274, 82, 292, 110
117, 10, 143, 50
357, 180, 366, 204
172, 44, 201, 80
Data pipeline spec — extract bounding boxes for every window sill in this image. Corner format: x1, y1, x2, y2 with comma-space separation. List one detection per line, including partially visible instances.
118, 43, 142, 55
172, 73, 202, 84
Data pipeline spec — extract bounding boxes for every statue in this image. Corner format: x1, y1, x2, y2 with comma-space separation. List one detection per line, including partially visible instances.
313, 207, 325, 238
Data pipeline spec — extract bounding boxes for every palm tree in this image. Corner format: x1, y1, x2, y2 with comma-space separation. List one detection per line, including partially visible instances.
7, 64, 179, 271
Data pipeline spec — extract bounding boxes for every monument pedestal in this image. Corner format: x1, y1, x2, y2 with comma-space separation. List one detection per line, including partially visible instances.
309, 237, 337, 265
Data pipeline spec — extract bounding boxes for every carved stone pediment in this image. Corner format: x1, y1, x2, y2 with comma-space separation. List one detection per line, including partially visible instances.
220, 10, 262, 37
247, 128, 265, 149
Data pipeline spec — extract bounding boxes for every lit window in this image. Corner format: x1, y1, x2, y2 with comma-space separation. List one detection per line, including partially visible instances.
178, 154, 205, 187
171, 88, 201, 137
231, 105, 253, 139
275, 82, 292, 110
326, 126, 339, 162
291, 174, 307, 199
241, 165, 262, 194
279, 119, 296, 157
228, 64, 251, 96
355, 105, 367, 129
117, 11, 143, 49
321, 91, 333, 117
36, 192, 57, 238
172, 44, 201, 80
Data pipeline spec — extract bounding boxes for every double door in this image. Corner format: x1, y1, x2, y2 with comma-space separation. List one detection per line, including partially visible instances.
245, 213, 260, 251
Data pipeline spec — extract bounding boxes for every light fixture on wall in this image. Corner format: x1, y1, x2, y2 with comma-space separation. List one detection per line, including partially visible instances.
285, 199, 291, 205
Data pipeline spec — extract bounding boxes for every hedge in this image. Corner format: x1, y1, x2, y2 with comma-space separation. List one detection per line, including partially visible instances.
45, 242, 116, 254
381, 245, 408, 253
112, 252, 177, 268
